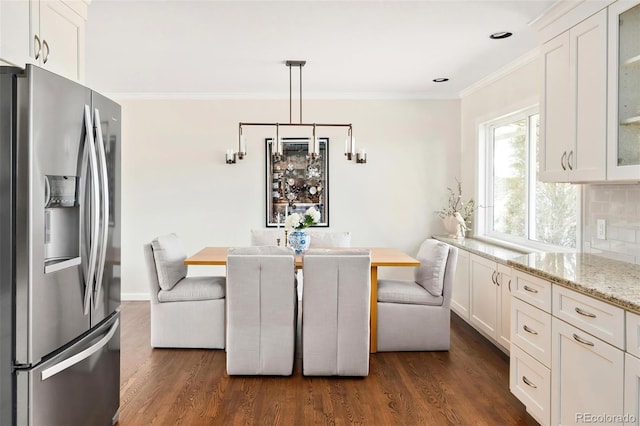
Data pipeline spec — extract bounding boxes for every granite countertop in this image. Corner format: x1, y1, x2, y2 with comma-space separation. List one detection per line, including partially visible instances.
433, 235, 640, 315
508, 252, 640, 315
432, 235, 526, 265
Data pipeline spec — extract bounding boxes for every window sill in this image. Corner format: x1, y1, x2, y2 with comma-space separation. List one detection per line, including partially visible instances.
473, 234, 578, 255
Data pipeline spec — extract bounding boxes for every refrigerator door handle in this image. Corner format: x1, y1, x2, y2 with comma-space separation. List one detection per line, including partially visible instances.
93, 108, 110, 308
44, 175, 51, 206
80, 105, 100, 315
40, 318, 119, 381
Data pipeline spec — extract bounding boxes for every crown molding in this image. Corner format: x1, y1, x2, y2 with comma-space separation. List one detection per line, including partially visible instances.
532, 0, 613, 43
458, 48, 540, 99
103, 92, 459, 101
529, 0, 586, 32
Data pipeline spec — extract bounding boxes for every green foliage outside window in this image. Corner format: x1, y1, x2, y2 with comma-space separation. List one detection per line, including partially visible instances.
489, 113, 576, 249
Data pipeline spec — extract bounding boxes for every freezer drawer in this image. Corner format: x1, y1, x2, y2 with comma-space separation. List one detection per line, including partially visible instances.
15, 313, 120, 426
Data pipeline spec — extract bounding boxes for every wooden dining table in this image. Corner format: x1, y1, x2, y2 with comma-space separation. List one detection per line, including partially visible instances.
184, 247, 420, 353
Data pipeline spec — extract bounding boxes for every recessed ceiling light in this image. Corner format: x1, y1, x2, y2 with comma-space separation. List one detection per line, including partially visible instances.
433, 78, 449, 83
490, 31, 513, 39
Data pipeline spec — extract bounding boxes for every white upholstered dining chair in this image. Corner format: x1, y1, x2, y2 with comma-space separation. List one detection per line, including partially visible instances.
308, 231, 351, 248
376, 239, 458, 352
143, 233, 226, 349
250, 229, 352, 300
250, 229, 287, 246
225, 246, 297, 375
302, 249, 372, 376
250, 229, 351, 248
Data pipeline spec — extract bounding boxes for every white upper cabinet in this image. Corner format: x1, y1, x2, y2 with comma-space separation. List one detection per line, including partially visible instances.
540, 32, 571, 182
572, 11, 608, 181
540, 10, 607, 182
0, 0, 87, 82
607, 0, 640, 180
32, 0, 87, 82
0, 0, 31, 66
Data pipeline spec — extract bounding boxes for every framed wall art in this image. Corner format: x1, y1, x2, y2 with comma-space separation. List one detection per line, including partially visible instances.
265, 137, 329, 227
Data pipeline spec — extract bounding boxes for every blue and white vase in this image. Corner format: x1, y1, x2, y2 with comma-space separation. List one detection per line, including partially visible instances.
288, 229, 310, 254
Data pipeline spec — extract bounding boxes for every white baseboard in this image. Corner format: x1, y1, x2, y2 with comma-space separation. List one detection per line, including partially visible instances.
121, 293, 150, 301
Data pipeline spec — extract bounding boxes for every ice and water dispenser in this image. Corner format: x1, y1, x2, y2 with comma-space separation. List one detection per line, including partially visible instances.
44, 175, 81, 273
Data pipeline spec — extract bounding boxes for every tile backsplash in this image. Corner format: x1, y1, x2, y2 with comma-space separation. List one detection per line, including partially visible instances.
583, 183, 640, 264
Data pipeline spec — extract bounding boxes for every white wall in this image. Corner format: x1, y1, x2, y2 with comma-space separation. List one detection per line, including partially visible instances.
119, 98, 461, 299
460, 55, 541, 218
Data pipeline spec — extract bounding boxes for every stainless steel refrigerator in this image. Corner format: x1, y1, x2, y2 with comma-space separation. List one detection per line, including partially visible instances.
0, 64, 121, 425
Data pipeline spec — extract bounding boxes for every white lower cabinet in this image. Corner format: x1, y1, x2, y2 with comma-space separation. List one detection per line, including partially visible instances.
511, 297, 552, 368
552, 317, 624, 425
510, 271, 552, 425
450, 248, 470, 320
469, 253, 512, 351
510, 273, 629, 426
455, 250, 511, 352
625, 311, 640, 425
625, 353, 640, 425
470, 254, 498, 338
512, 270, 552, 312
626, 311, 640, 360
497, 264, 512, 351
553, 284, 625, 349
510, 344, 551, 425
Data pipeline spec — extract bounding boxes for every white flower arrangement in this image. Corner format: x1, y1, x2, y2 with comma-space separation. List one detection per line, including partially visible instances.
285, 206, 321, 230
435, 178, 475, 232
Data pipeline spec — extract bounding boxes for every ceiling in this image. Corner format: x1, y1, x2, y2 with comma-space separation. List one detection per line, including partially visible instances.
85, 0, 556, 99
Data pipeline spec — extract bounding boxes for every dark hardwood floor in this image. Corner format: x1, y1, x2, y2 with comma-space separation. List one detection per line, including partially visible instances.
119, 301, 537, 425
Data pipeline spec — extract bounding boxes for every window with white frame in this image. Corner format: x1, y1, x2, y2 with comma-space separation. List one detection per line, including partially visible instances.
480, 108, 578, 249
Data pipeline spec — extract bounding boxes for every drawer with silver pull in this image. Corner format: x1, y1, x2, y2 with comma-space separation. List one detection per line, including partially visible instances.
512, 270, 552, 313
510, 344, 551, 426
511, 297, 552, 368
552, 285, 624, 350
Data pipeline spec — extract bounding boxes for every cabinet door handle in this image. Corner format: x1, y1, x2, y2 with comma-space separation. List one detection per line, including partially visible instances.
523, 285, 538, 294
522, 376, 537, 389
567, 150, 574, 170
34, 35, 41, 60
523, 325, 538, 335
508, 279, 512, 292
561, 151, 567, 170
42, 40, 50, 64
492, 271, 500, 286
573, 333, 595, 347
575, 307, 596, 318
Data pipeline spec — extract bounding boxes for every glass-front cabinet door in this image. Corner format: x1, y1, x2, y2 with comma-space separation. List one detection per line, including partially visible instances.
608, 0, 640, 180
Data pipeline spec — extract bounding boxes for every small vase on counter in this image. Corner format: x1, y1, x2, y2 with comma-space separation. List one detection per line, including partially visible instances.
442, 216, 463, 239
288, 229, 310, 254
